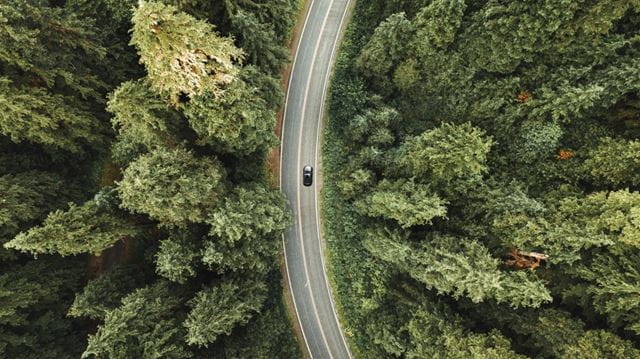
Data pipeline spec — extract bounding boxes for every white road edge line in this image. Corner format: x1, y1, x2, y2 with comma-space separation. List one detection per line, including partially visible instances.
280, 0, 318, 357
313, 0, 353, 357
296, 0, 337, 356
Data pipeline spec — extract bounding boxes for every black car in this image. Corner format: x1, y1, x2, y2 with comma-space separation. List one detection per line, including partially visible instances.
302, 165, 313, 186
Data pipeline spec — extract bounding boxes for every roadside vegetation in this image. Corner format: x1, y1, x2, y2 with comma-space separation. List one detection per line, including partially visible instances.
0, 0, 301, 357
324, 0, 640, 357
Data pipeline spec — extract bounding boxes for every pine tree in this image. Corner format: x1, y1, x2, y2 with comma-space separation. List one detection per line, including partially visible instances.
0, 0, 108, 98
69, 264, 147, 320
184, 73, 278, 153
0, 257, 86, 358
364, 228, 551, 308
203, 183, 290, 273
184, 278, 267, 347
583, 137, 640, 186
562, 330, 640, 359
117, 147, 226, 226
130, 0, 244, 105
107, 79, 186, 149
395, 122, 492, 193
0, 171, 77, 241
155, 231, 200, 283
355, 179, 447, 228
5, 199, 139, 256
0, 78, 108, 152
495, 189, 640, 265
83, 281, 191, 358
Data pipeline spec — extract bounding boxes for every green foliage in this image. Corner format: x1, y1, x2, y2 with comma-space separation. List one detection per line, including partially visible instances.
184, 278, 267, 347
324, 0, 640, 357
0, 171, 76, 241
69, 264, 147, 320
108, 79, 186, 149
396, 122, 492, 191
405, 306, 525, 359
583, 137, 640, 186
365, 229, 551, 308
496, 189, 640, 265
356, 12, 414, 82
118, 147, 226, 226
0, 258, 86, 358
218, 284, 301, 358
83, 281, 191, 359
0, 78, 107, 152
0, 0, 108, 98
207, 183, 290, 244
155, 231, 200, 283
572, 251, 640, 335
130, 1, 244, 104
5, 199, 139, 256
184, 75, 278, 153
355, 179, 447, 228
203, 183, 289, 273
562, 330, 640, 359
515, 120, 563, 162
229, 10, 289, 74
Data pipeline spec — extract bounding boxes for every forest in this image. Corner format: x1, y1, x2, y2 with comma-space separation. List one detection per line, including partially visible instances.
323, 0, 640, 358
0, 0, 301, 357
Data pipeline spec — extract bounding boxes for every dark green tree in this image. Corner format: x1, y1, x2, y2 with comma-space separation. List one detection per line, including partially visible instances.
184, 278, 266, 347
69, 264, 147, 320
0, 78, 108, 152
118, 147, 226, 226
83, 281, 191, 358
355, 179, 447, 228
184, 75, 278, 153
203, 183, 290, 273
364, 228, 551, 308
5, 199, 139, 256
108, 79, 186, 149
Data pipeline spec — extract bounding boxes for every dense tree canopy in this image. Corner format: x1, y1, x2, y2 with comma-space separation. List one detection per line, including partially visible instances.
324, 0, 640, 357
0, 0, 299, 357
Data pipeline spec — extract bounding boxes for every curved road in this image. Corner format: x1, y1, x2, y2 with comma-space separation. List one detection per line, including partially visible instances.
280, 0, 352, 358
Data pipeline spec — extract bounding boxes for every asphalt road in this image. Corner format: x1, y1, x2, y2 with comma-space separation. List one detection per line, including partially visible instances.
280, 0, 352, 358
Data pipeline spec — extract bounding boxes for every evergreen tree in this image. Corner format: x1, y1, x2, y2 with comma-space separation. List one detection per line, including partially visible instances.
406, 306, 525, 359
184, 278, 267, 347
496, 189, 640, 265
69, 264, 147, 320
5, 199, 139, 256
203, 183, 289, 273
355, 179, 447, 228
0, 78, 108, 152
0, 257, 86, 358
395, 122, 492, 192
83, 281, 191, 358
130, 0, 244, 104
108, 79, 186, 149
155, 231, 201, 283
0, 0, 108, 98
562, 330, 640, 359
0, 171, 76, 242
118, 147, 226, 226
570, 251, 640, 335
583, 137, 640, 186
184, 73, 278, 153
364, 228, 551, 308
